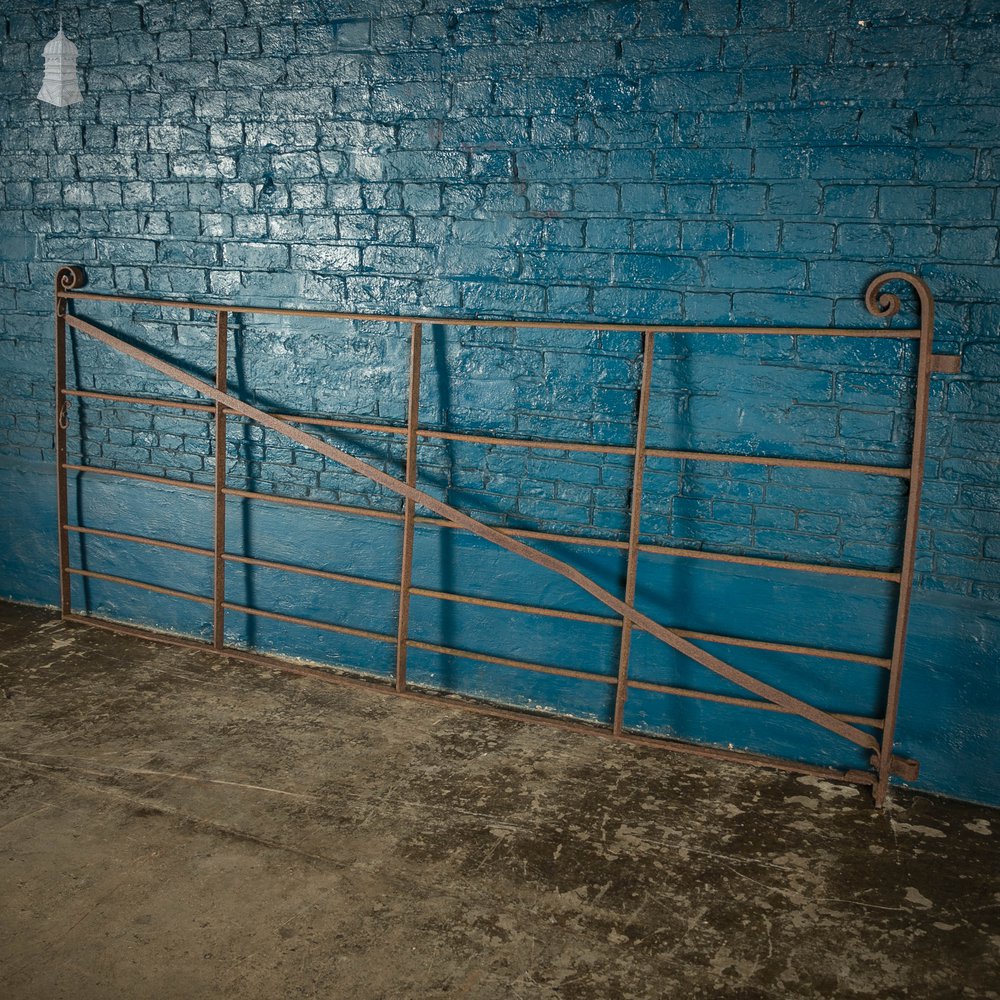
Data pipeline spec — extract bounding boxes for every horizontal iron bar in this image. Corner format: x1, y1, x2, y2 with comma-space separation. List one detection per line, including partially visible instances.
266, 410, 636, 456
64, 524, 213, 558
256, 411, 416, 439
410, 586, 619, 626
151, 546, 886, 668
831, 713, 884, 728
410, 587, 888, 667
406, 638, 617, 684
222, 553, 400, 592
62, 612, 877, 787
66, 567, 212, 605
63, 463, 214, 493
882, 753, 920, 782
415, 514, 901, 581
635, 541, 901, 582
65, 388, 215, 413
224, 488, 626, 554
223, 487, 404, 521
422, 426, 627, 454
627, 677, 883, 727
412, 515, 629, 549
71, 465, 897, 585
411, 637, 882, 725
60, 288, 921, 338
243, 408, 911, 478
65, 380, 910, 480
644, 447, 910, 478
222, 601, 396, 644
672, 628, 891, 669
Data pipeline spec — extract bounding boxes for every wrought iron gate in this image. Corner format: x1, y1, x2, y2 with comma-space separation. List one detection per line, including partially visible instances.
52, 265, 960, 805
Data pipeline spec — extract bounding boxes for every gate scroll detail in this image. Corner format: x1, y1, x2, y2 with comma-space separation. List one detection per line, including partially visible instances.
53, 265, 960, 806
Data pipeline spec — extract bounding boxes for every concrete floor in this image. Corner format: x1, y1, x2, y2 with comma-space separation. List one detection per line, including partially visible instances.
0, 601, 997, 1000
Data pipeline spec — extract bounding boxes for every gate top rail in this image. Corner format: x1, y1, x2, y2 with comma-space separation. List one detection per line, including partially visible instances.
58, 280, 921, 340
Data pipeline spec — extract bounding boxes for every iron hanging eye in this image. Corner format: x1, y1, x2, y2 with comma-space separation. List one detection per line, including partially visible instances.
55, 265, 85, 317
864, 271, 933, 326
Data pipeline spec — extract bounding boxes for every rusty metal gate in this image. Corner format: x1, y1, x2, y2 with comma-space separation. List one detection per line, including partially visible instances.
52, 265, 960, 806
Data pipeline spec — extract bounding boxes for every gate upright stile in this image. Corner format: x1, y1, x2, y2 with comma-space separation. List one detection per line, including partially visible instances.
52, 265, 961, 806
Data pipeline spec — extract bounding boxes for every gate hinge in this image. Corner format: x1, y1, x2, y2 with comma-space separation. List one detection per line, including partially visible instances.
871, 753, 920, 782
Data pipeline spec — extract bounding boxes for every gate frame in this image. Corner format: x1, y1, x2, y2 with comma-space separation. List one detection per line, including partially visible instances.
52, 265, 960, 805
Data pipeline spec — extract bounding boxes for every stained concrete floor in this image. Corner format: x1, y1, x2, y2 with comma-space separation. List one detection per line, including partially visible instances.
0, 601, 997, 1000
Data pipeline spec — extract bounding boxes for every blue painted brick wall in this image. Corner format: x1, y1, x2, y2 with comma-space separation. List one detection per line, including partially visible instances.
2, 0, 1000, 800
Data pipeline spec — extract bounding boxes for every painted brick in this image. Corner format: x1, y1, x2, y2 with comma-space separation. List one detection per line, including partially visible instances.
823, 186, 878, 219
656, 147, 752, 181
753, 506, 796, 530
938, 227, 999, 261
608, 151, 654, 182
585, 219, 632, 251
621, 183, 666, 213
917, 147, 976, 182
934, 186, 994, 222
594, 285, 684, 322
781, 223, 835, 254
878, 185, 934, 221
665, 184, 714, 215
767, 182, 822, 216
922, 264, 1000, 298
157, 241, 219, 266
705, 256, 806, 291
676, 112, 748, 147
732, 221, 780, 253
680, 222, 730, 252
221, 242, 289, 270
892, 224, 939, 258
836, 224, 892, 257
293, 244, 362, 273
715, 183, 768, 217
617, 254, 703, 287
838, 409, 894, 442
573, 184, 619, 213
812, 148, 914, 181
685, 0, 738, 31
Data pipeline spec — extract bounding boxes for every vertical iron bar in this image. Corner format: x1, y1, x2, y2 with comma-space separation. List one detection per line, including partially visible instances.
213, 311, 228, 649
54, 278, 71, 617
875, 285, 935, 807
395, 322, 423, 692
613, 330, 656, 735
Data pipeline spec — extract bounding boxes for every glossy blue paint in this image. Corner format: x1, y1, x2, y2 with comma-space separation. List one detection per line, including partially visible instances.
1, 0, 999, 803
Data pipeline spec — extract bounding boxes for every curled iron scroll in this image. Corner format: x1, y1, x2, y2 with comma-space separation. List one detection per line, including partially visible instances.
56, 265, 86, 292
864, 270, 933, 328
55, 265, 85, 317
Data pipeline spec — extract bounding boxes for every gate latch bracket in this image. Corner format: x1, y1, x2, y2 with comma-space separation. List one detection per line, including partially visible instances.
930, 354, 961, 374
871, 754, 920, 782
